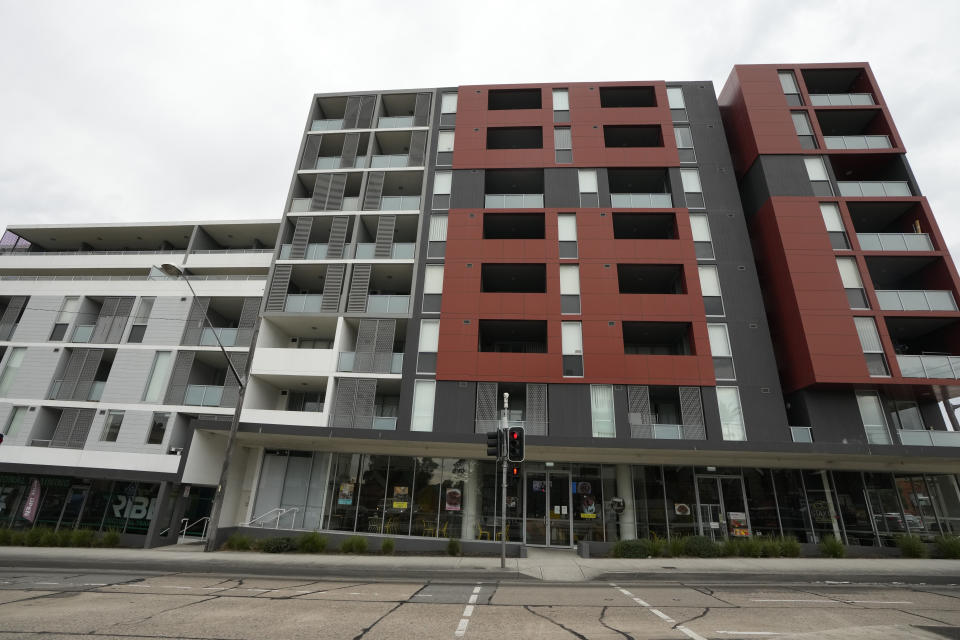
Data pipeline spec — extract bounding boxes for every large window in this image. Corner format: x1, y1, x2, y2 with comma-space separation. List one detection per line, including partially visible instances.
100, 411, 125, 442
854, 316, 889, 376
432, 171, 452, 210
50, 297, 80, 341
690, 213, 713, 259
680, 168, 704, 208
820, 203, 849, 249
142, 351, 172, 403
147, 412, 169, 445
3, 406, 27, 437
0, 348, 26, 397
698, 265, 724, 316
707, 324, 735, 380
411, 380, 436, 432
856, 391, 891, 444
127, 297, 155, 344
562, 321, 583, 377
836, 256, 868, 309
717, 386, 746, 441
590, 384, 615, 438
804, 156, 833, 196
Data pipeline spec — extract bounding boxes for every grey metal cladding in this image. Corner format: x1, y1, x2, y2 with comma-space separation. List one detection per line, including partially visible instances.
408, 130, 427, 167
56, 349, 102, 401
50, 408, 79, 448
352, 378, 377, 428
374, 215, 396, 258
340, 133, 360, 169
290, 216, 313, 259
679, 386, 705, 440
354, 319, 377, 372
525, 383, 548, 436
104, 297, 134, 343
331, 377, 358, 427
327, 173, 347, 211
265, 266, 292, 312
362, 172, 385, 210
475, 381, 498, 432
346, 264, 371, 313
66, 408, 95, 449
300, 136, 321, 171
89, 297, 119, 343
544, 168, 579, 208
373, 319, 396, 373
72, 348, 104, 402
342, 96, 361, 129
0, 296, 27, 340
310, 173, 332, 211
320, 264, 345, 312
413, 92, 432, 127
356, 95, 377, 129
627, 385, 652, 439
236, 297, 260, 346
326, 217, 349, 259
163, 350, 196, 405
221, 353, 247, 407
180, 297, 210, 345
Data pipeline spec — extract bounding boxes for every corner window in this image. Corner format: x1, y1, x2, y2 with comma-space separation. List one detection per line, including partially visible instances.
804, 157, 833, 196
854, 316, 889, 377
778, 71, 803, 106
836, 257, 868, 309
666, 86, 687, 121
820, 203, 849, 250
698, 265, 724, 316
708, 324, 735, 380
791, 111, 816, 149
680, 168, 704, 209
432, 171, 452, 210
690, 213, 714, 259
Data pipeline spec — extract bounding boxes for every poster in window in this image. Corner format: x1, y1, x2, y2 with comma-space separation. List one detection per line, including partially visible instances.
580, 493, 597, 519
21, 479, 40, 522
337, 483, 355, 505
392, 486, 409, 509
445, 488, 462, 512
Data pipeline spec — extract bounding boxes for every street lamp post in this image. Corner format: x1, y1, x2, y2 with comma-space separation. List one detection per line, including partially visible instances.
158, 264, 256, 552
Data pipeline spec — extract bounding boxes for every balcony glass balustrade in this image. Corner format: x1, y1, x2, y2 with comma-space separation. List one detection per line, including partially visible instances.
837, 181, 911, 197
875, 290, 958, 311
483, 194, 545, 208
370, 154, 411, 168
284, 294, 324, 313
377, 116, 416, 128
628, 417, 700, 440
857, 233, 933, 252
310, 119, 344, 131
200, 327, 238, 347
337, 352, 404, 373
289, 196, 360, 213
184, 384, 224, 407
824, 135, 892, 150
610, 193, 674, 208
70, 325, 94, 343
897, 354, 960, 379
379, 195, 421, 210
314, 156, 367, 170
808, 93, 875, 106
899, 430, 960, 447
87, 381, 105, 402
353, 243, 415, 259
278, 244, 335, 260
373, 416, 398, 430
366, 295, 410, 313
790, 426, 813, 443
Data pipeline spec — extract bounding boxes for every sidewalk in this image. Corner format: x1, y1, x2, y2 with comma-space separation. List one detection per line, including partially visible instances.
3, 545, 960, 583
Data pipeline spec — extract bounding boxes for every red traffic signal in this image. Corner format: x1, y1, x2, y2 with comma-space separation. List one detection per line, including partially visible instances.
507, 426, 524, 462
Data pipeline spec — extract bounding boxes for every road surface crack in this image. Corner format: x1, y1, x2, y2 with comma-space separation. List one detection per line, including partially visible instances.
524, 605, 590, 640
105, 595, 218, 628
351, 601, 403, 640
673, 606, 709, 629
598, 605, 634, 640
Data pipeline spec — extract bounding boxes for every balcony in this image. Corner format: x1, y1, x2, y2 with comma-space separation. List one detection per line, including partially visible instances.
474, 419, 547, 437
824, 135, 891, 150
899, 430, 960, 447
354, 243, 415, 259
857, 233, 933, 252
370, 154, 411, 168
311, 119, 344, 131
200, 327, 238, 347
279, 243, 331, 260
377, 116, 415, 129
284, 294, 324, 313
70, 324, 94, 343
809, 93, 875, 106
790, 426, 814, 443
337, 352, 404, 374
315, 156, 367, 170
629, 421, 703, 440
611, 193, 674, 208
483, 194, 544, 208
289, 196, 360, 213
373, 416, 398, 430
366, 294, 410, 314
484, 169, 544, 209
379, 195, 421, 210
897, 354, 960, 379
876, 290, 958, 312
837, 181, 911, 197
48, 379, 106, 401
184, 384, 224, 407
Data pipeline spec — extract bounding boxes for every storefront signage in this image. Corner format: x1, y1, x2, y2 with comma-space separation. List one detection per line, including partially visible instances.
338, 483, 354, 506
21, 479, 40, 522
112, 495, 157, 521
674, 503, 691, 516
392, 486, 409, 509
445, 488, 461, 511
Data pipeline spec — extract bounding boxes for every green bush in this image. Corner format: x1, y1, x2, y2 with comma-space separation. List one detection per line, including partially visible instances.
222, 534, 253, 551
70, 529, 96, 548
25, 527, 49, 547
683, 535, 720, 558
935, 535, 960, 559
340, 536, 368, 554
8, 530, 25, 546
381, 538, 395, 555
666, 536, 685, 558
758, 538, 781, 558
819, 534, 845, 558
297, 532, 327, 554
99, 529, 121, 548
446, 537, 461, 557
0, 528, 11, 546
894, 534, 927, 559
720, 538, 739, 557
648, 534, 666, 558
779, 536, 801, 558
262, 537, 295, 553
611, 539, 654, 558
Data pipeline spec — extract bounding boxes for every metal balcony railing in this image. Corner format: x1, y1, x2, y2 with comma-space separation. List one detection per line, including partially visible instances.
610, 193, 674, 208
0, 248, 184, 256
474, 419, 548, 436
354, 243, 415, 259
370, 154, 412, 168
337, 352, 404, 373
379, 195, 421, 210
897, 354, 960, 379
200, 327, 238, 347
289, 196, 360, 213
284, 294, 324, 313
857, 233, 933, 252
484, 194, 545, 208
373, 416, 398, 430
790, 426, 814, 443
808, 93, 875, 106
310, 119, 344, 131
899, 430, 960, 447
377, 116, 416, 128
278, 243, 337, 260
875, 290, 958, 311
628, 419, 704, 440
824, 135, 892, 150
184, 384, 224, 407
837, 181, 911, 197
366, 294, 410, 313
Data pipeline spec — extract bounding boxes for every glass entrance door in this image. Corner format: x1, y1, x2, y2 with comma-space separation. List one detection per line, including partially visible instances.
547, 471, 571, 546
525, 470, 573, 547
696, 475, 750, 540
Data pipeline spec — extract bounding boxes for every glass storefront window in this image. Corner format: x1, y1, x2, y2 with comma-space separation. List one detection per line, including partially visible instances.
803, 470, 843, 543
831, 471, 876, 546
384, 456, 415, 536
280, 453, 312, 530
411, 457, 442, 537
325, 453, 363, 532
896, 475, 941, 540
742, 469, 780, 537
34, 481, 70, 529
771, 469, 815, 542
663, 466, 698, 539
632, 465, 667, 539
356, 455, 390, 534
601, 465, 618, 542
863, 472, 906, 545
0, 475, 27, 528
303, 453, 330, 531
571, 464, 604, 543
928, 474, 960, 535
446, 458, 477, 540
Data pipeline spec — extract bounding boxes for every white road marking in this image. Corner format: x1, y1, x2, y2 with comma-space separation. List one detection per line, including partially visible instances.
413, 594, 433, 597
84, 583, 107, 586
649, 608, 675, 623
454, 618, 469, 637
468, 594, 478, 604
472, 586, 481, 594
454, 583, 482, 637
677, 626, 709, 640
463, 605, 474, 617
846, 600, 913, 604
716, 632, 782, 636
173, 586, 193, 590
631, 596, 651, 607
126, 584, 152, 588
35, 582, 59, 585
751, 599, 834, 603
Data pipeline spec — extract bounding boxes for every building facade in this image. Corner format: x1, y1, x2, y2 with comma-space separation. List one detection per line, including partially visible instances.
1, 63, 959, 548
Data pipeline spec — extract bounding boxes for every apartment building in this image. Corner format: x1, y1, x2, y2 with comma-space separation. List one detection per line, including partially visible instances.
1, 62, 958, 549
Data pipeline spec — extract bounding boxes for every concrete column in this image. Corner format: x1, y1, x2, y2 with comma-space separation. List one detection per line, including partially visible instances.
461, 460, 481, 541
144, 481, 171, 549
616, 464, 637, 541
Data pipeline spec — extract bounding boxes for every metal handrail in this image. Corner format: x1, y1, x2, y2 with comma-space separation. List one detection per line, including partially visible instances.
0, 274, 265, 281
0, 249, 184, 256
179, 516, 211, 544
244, 507, 299, 529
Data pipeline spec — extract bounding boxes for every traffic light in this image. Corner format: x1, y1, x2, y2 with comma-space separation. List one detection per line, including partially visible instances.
510, 464, 520, 478
507, 426, 524, 462
486, 429, 503, 458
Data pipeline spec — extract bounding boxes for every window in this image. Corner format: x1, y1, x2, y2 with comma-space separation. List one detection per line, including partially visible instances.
422, 265, 444, 313
561, 321, 583, 377
552, 88, 569, 122
854, 316, 889, 376
791, 111, 816, 149
577, 170, 598, 207
0, 347, 26, 397
666, 86, 686, 121
590, 384, 615, 438
127, 296, 155, 343
3, 406, 27, 436
778, 71, 803, 106
717, 386, 746, 440
680, 168, 704, 208
698, 265, 724, 316
820, 203, 849, 250
690, 213, 714, 259
674, 125, 695, 162
554, 127, 572, 163
432, 171, 452, 210
437, 131, 455, 153
559, 264, 581, 314
297, 338, 331, 349
411, 380, 436, 432
50, 297, 80, 341
142, 351, 172, 403
836, 257, 868, 309
856, 391, 891, 444
804, 156, 833, 196
708, 323, 735, 380
428, 214, 447, 258
558, 213, 578, 258
440, 92, 458, 114
417, 319, 439, 374
147, 412, 169, 445
101, 410, 125, 442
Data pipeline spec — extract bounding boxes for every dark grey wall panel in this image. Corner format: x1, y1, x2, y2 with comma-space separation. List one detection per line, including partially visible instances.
547, 383, 591, 438
434, 381, 478, 436
544, 168, 578, 208
451, 170, 483, 209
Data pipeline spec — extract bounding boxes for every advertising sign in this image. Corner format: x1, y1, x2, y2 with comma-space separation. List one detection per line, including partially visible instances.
445, 488, 462, 512
337, 483, 355, 505
392, 486, 409, 509
21, 479, 40, 523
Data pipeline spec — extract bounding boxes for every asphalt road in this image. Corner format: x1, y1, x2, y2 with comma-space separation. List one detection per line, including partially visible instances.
1, 568, 960, 639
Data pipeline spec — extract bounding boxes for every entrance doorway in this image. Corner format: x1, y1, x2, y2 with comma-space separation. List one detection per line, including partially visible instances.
695, 475, 750, 540
525, 470, 572, 546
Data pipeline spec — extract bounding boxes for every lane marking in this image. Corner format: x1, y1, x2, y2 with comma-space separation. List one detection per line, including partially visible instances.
716, 633, 782, 636
413, 594, 433, 597
846, 600, 912, 604
35, 582, 59, 585
677, 626, 709, 640
454, 618, 469, 637
454, 583, 482, 637
632, 596, 651, 607
468, 594, 478, 604
463, 605, 474, 617
751, 599, 834, 603
84, 583, 107, 586
472, 586, 481, 593
649, 608, 675, 623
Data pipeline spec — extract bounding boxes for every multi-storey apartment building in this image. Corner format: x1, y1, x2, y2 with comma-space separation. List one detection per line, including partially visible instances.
1, 62, 959, 549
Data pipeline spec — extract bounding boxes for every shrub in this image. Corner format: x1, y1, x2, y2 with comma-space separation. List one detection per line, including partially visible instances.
611, 539, 653, 558
758, 538, 780, 558
720, 538, 739, 557
25, 527, 49, 547
819, 534, 845, 558
683, 535, 720, 558
8, 530, 25, 546
70, 529, 96, 548
297, 532, 327, 554
666, 536, 685, 558
935, 535, 960, 559
0, 528, 11, 546
780, 536, 801, 558
54, 529, 74, 547
381, 538, 395, 555
38, 529, 59, 547
222, 534, 253, 551
262, 537, 295, 553
447, 537, 461, 557
648, 534, 666, 558
894, 534, 927, 559
99, 529, 121, 548
340, 536, 368, 554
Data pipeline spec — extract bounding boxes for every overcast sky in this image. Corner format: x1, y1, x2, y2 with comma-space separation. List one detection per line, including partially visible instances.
1, 1, 958, 253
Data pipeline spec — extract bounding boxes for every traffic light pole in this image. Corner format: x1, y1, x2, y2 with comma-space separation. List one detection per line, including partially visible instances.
501, 392, 509, 569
